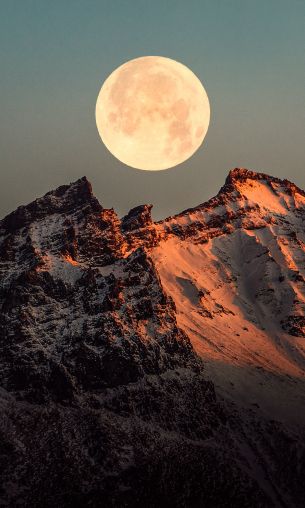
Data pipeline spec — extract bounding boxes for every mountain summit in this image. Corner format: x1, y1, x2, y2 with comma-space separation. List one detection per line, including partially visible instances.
0, 169, 305, 507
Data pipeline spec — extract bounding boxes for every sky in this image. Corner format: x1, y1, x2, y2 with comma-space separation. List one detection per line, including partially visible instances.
0, 0, 304, 220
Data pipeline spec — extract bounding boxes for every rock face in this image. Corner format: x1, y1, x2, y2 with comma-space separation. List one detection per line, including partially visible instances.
0, 169, 305, 507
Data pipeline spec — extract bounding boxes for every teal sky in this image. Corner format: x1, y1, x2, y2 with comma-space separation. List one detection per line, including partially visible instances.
1, 0, 304, 220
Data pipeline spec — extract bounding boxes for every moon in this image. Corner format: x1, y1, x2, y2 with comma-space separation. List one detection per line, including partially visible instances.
95, 56, 210, 171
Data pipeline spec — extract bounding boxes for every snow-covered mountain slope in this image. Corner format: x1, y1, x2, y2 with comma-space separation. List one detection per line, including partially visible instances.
0, 169, 305, 507
153, 168, 305, 426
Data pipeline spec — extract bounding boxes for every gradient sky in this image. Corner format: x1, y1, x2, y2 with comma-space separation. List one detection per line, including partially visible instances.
1, 0, 304, 220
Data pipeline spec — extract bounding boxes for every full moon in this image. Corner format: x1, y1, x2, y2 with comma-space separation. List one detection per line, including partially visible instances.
95, 56, 210, 171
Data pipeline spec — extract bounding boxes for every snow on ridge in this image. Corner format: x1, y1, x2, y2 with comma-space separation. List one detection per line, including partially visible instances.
160, 168, 305, 228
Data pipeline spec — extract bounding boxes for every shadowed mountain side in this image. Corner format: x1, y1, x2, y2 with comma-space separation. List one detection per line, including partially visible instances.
203, 360, 305, 428
1, 368, 304, 508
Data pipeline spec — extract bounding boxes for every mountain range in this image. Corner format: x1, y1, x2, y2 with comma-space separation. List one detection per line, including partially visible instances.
0, 168, 304, 507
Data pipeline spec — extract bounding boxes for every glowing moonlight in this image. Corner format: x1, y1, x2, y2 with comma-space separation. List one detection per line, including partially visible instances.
95, 56, 210, 171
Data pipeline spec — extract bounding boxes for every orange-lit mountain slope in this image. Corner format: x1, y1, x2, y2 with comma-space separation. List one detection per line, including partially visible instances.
153, 168, 305, 424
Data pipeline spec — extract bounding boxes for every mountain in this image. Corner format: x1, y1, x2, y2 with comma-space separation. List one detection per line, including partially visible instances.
0, 168, 304, 507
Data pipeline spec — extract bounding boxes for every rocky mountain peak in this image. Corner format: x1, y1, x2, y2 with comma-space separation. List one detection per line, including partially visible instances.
0, 176, 102, 234
163, 168, 305, 243
221, 167, 305, 202
55, 175, 100, 210
121, 204, 153, 232
226, 167, 263, 183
